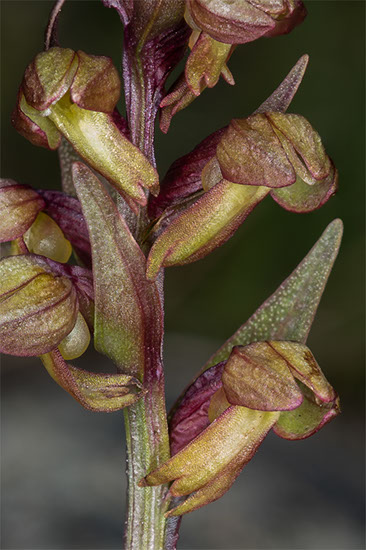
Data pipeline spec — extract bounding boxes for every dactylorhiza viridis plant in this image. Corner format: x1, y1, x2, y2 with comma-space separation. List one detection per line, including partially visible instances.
2, 1, 342, 548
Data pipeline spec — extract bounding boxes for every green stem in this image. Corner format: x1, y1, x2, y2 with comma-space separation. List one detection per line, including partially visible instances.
124, 391, 170, 549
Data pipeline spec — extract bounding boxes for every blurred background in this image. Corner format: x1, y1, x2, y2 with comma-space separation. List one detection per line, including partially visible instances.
1, 1, 364, 548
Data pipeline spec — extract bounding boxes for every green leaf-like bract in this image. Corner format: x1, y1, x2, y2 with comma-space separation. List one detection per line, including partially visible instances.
72, 162, 163, 379
204, 218, 343, 369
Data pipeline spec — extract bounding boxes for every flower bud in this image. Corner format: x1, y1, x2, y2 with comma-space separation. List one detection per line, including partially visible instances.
13, 48, 159, 207
0, 179, 45, 242
38, 189, 92, 267
58, 312, 90, 360
0, 255, 78, 356
23, 212, 72, 263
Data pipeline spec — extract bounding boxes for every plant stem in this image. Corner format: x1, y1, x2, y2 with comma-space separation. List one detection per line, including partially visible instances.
124, 387, 170, 549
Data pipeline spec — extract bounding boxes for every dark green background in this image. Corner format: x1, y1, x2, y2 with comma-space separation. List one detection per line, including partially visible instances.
1, 1, 364, 549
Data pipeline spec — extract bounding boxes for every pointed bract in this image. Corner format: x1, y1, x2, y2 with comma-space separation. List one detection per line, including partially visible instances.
255, 54, 309, 114
204, 219, 343, 368
72, 163, 163, 378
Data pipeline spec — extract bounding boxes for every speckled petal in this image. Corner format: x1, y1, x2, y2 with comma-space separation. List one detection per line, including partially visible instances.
222, 342, 303, 411
216, 115, 296, 188
268, 341, 337, 402
268, 112, 331, 181
22, 47, 78, 111
48, 94, 159, 207
70, 50, 121, 113
188, 0, 275, 44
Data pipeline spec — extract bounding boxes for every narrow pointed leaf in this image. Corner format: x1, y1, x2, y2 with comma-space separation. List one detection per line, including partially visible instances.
204, 219, 343, 369
255, 55, 309, 114
41, 349, 145, 412
72, 162, 163, 377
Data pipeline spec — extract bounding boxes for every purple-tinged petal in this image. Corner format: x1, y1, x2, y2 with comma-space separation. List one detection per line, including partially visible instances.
255, 54, 309, 114
216, 115, 296, 188
187, 0, 276, 45
264, 0, 306, 37
57, 262, 94, 329
0, 179, 45, 243
22, 47, 78, 111
222, 343, 303, 411
41, 349, 146, 412
268, 341, 337, 402
148, 128, 225, 218
70, 50, 121, 113
169, 363, 224, 455
268, 112, 332, 181
12, 91, 61, 150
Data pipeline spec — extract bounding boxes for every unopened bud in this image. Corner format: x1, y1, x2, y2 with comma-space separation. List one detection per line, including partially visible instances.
23, 212, 72, 263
